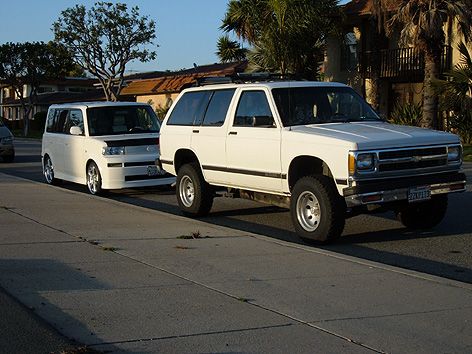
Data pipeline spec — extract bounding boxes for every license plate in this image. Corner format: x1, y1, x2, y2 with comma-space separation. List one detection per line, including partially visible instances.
408, 186, 431, 203
147, 165, 164, 176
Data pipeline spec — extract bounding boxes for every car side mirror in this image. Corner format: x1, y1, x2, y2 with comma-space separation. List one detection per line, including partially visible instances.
69, 126, 83, 135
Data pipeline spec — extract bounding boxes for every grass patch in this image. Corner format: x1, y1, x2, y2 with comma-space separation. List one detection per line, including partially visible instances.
176, 231, 211, 239
463, 145, 472, 162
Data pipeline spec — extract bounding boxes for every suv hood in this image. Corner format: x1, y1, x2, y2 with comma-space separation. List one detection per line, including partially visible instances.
0, 126, 13, 139
290, 122, 460, 150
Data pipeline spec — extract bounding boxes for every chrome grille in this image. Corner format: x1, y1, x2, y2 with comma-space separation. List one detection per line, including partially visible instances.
377, 146, 448, 173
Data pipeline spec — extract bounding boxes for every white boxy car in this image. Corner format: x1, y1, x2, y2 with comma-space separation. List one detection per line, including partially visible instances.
159, 79, 466, 243
41, 102, 175, 195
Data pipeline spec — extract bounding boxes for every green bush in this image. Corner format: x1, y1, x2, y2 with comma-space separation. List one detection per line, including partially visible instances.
389, 102, 422, 127
31, 111, 47, 131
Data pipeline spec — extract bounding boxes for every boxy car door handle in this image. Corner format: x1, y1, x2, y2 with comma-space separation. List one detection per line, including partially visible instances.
229, 131, 237, 135
193, 130, 199, 133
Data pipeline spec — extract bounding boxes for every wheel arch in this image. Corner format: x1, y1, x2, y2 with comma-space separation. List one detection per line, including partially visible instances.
288, 155, 335, 192
174, 149, 201, 174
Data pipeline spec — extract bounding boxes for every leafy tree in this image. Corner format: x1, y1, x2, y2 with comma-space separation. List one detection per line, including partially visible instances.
53, 1, 157, 101
372, 0, 472, 130
220, 0, 341, 80
0, 41, 78, 136
216, 35, 248, 63
434, 42, 472, 143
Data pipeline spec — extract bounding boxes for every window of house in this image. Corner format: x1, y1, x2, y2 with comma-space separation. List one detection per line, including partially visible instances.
234, 91, 275, 127
341, 32, 358, 71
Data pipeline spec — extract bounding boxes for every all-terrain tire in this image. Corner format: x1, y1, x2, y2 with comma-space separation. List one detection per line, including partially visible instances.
290, 175, 345, 243
176, 162, 213, 217
396, 194, 448, 229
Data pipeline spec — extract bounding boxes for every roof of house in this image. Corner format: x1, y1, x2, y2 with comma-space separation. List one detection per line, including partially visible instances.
121, 61, 248, 96
3, 90, 105, 106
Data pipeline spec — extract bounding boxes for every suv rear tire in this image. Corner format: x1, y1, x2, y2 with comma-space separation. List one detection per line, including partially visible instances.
290, 175, 345, 243
396, 194, 448, 229
176, 162, 213, 217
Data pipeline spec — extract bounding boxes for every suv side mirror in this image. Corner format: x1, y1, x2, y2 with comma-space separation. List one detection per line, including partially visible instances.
252, 116, 275, 127
69, 126, 83, 135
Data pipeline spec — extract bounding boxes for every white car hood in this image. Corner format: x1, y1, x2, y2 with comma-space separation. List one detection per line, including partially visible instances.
290, 122, 460, 150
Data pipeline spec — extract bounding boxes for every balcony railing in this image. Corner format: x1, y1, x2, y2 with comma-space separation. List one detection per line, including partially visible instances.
359, 46, 452, 81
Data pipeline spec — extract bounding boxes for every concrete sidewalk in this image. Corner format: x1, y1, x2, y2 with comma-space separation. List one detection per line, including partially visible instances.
0, 172, 471, 354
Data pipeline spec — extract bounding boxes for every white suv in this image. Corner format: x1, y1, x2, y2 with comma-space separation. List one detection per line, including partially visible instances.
41, 102, 174, 195
159, 79, 466, 243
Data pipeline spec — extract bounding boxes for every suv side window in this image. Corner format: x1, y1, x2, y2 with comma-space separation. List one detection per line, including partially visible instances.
46, 109, 69, 133
201, 89, 235, 127
46, 109, 57, 133
234, 91, 275, 127
167, 91, 211, 126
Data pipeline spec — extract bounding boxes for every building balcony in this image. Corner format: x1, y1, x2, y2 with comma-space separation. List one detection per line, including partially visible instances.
359, 46, 452, 82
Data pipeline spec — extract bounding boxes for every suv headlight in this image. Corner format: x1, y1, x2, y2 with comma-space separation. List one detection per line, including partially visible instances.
102, 146, 125, 155
356, 153, 375, 171
447, 145, 461, 162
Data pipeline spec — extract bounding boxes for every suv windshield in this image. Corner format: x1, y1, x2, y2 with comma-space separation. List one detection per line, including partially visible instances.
272, 87, 381, 127
87, 105, 160, 136
0, 119, 5, 127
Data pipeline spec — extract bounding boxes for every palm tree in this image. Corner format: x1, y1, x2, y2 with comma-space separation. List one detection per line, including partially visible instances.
220, 0, 341, 80
216, 35, 248, 63
434, 42, 472, 142
372, 0, 472, 130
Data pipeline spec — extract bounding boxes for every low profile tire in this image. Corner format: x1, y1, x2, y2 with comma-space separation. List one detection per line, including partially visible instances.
43, 155, 59, 185
396, 194, 448, 229
86, 161, 103, 195
176, 162, 213, 217
290, 175, 345, 243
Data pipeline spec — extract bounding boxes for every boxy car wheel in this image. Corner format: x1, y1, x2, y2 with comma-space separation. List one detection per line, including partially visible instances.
86, 161, 103, 195
43, 155, 59, 185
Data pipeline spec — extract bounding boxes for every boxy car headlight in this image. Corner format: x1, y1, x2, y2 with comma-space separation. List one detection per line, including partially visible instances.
356, 153, 375, 171
102, 146, 125, 155
447, 146, 461, 162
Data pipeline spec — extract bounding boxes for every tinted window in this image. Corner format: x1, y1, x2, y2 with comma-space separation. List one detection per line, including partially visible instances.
234, 91, 274, 127
87, 106, 160, 136
0, 119, 4, 127
46, 109, 69, 133
202, 89, 235, 127
64, 110, 84, 134
272, 87, 381, 127
167, 91, 211, 126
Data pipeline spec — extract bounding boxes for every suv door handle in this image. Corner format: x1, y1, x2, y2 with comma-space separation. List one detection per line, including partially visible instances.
193, 130, 199, 133
229, 131, 237, 135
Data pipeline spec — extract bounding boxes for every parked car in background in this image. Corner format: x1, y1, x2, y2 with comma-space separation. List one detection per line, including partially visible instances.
0, 118, 15, 163
41, 102, 175, 195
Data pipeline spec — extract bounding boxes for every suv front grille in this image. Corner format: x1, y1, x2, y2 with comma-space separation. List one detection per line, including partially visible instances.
376, 146, 448, 174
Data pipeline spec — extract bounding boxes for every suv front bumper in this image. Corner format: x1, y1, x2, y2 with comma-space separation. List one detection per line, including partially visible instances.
344, 171, 466, 207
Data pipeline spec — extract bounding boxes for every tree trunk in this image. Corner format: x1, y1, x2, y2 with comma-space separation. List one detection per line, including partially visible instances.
421, 51, 440, 130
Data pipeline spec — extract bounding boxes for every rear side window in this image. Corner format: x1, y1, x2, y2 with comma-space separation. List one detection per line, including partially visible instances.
46, 109, 69, 133
167, 91, 211, 126
201, 89, 235, 127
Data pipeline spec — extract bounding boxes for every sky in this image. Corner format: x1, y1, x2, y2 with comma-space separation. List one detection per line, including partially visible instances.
0, 0, 350, 75
0, 0, 231, 74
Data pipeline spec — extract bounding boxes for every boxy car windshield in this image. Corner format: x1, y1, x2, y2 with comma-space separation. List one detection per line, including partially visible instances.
87, 105, 160, 136
272, 86, 381, 127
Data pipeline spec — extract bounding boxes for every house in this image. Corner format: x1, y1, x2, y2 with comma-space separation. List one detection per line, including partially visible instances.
120, 61, 248, 116
322, 0, 462, 117
0, 77, 99, 123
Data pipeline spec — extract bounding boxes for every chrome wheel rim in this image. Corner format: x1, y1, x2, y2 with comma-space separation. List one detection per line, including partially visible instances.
87, 164, 100, 194
296, 191, 321, 232
179, 175, 194, 207
44, 157, 54, 183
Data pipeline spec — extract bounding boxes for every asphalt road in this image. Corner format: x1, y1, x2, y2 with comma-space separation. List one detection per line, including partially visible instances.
3, 139, 472, 284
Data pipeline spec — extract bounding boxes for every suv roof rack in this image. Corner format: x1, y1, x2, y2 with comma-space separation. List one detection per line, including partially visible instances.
194, 72, 302, 87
